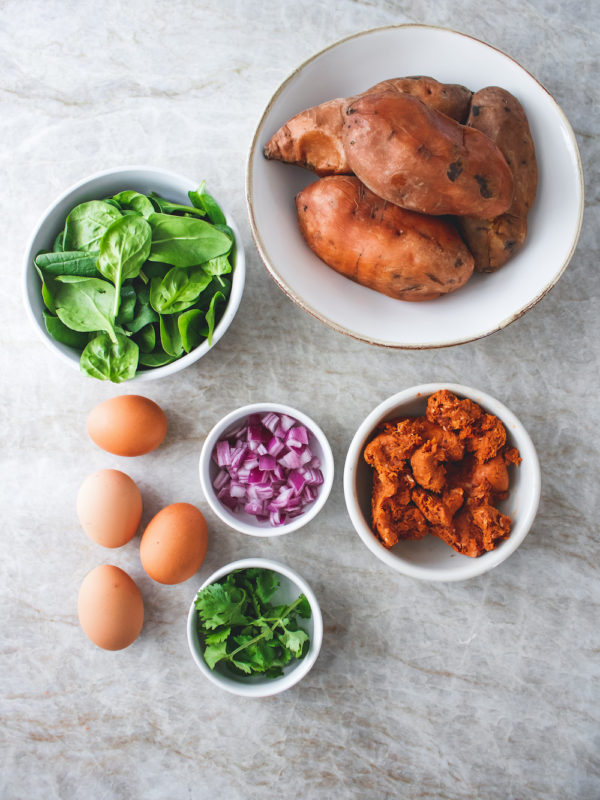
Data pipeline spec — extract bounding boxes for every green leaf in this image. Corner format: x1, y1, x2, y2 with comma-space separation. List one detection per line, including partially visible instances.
253, 569, 279, 605
115, 284, 137, 324
53, 230, 65, 252
113, 190, 154, 218
202, 255, 232, 276
133, 323, 155, 353
43, 311, 89, 349
138, 348, 176, 368
279, 628, 309, 658
147, 213, 231, 267
295, 594, 312, 619
63, 200, 122, 252
188, 182, 227, 226
149, 192, 207, 217
80, 332, 139, 382
53, 276, 117, 342
229, 658, 253, 675
203, 640, 229, 670
159, 314, 183, 357
194, 583, 249, 630
35, 250, 99, 277
204, 627, 231, 645
126, 302, 159, 334
97, 215, 152, 318
204, 290, 226, 346
177, 308, 205, 353
150, 267, 212, 315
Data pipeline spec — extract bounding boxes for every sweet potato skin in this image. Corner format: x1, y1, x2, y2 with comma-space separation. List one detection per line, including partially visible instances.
295, 176, 474, 302
458, 87, 538, 272
342, 91, 515, 217
264, 76, 473, 176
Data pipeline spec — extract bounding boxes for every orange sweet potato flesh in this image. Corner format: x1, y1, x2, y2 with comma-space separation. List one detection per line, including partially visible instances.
364, 390, 521, 557
296, 176, 474, 302
458, 87, 538, 272
342, 91, 515, 217
263, 76, 472, 176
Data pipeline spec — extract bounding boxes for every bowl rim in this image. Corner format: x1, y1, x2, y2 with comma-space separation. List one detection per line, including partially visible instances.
22, 165, 246, 381
199, 401, 334, 536
343, 382, 541, 581
186, 557, 324, 697
245, 23, 585, 350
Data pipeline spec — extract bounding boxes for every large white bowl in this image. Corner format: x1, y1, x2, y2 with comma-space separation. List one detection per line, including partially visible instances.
344, 383, 541, 581
246, 25, 584, 348
187, 558, 323, 698
23, 166, 245, 381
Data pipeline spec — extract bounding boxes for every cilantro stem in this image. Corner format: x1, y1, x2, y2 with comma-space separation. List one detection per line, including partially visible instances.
225, 596, 303, 662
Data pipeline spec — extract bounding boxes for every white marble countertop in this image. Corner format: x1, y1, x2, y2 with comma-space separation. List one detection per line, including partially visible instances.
2, 1, 598, 798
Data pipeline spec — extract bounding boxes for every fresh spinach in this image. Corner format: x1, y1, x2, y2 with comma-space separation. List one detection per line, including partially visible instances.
188, 181, 227, 226
97, 215, 152, 317
113, 190, 154, 218
149, 192, 206, 218
35, 250, 98, 277
80, 332, 139, 382
147, 213, 231, 267
177, 309, 206, 353
204, 290, 226, 346
126, 301, 159, 334
115, 283, 137, 325
149, 267, 212, 315
63, 201, 122, 252
138, 348, 177, 368
159, 313, 184, 357
53, 275, 117, 341
43, 311, 89, 349
134, 324, 156, 353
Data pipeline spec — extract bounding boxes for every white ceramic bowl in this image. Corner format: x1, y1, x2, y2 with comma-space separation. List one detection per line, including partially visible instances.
246, 24, 583, 349
187, 557, 323, 697
344, 383, 541, 581
23, 166, 245, 381
199, 402, 334, 536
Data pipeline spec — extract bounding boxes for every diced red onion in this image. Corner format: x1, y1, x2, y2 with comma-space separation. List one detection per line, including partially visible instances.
211, 411, 322, 526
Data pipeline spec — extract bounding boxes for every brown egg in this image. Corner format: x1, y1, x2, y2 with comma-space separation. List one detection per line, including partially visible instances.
140, 503, 208, 585
87, 395, 167, 457
78, 565, 144, 650
77, 469, 142, 548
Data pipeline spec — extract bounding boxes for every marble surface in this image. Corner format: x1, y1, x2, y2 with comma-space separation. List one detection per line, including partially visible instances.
2, 1, 599, 798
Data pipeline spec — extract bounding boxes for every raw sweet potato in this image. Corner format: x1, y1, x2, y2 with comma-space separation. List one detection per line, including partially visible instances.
295, 176, 474, 302
458, 87, 538, 272
264, 76, 472, 176
342, 91, 515, 217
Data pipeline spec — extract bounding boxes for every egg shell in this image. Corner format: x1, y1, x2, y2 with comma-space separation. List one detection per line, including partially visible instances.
78, 565, 144, 651
140, 503, 208, 585
87, 395, 167, 457
77, 469, 142, 548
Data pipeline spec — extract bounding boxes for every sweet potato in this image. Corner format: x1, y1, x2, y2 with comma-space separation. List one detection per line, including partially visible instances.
295, 176, 474, 302
264, 76, 472, 176
458, 87, 538, 271
342, 91, 514, 217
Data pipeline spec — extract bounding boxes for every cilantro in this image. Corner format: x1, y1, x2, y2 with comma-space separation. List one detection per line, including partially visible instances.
193, 568, 312, 679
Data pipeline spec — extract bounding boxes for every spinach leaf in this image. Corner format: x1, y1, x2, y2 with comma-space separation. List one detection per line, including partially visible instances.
63, 201, 122, 252
34, 265, 57, 313
115, 283, 137, 324
150, 267, 212, 315
134, 323, 156, 353
53, 230, 65, 252
205, 290, 226, 346
147, 213, 231, 267
142, 261, 170, 280
126, 301, 159, 334
138, 348, 177, 368
159, 313, 184, 357
80, 332, 139, 382
178, 308, 206, 353
97, 215, 152, 317
188, 181, 226, 226
202, 255, 232, 276
149, 193, 206, 217
43, 311, 89, 349
53, 275, 117, 342
113, 190, 154, 218
35, 250, 98, 277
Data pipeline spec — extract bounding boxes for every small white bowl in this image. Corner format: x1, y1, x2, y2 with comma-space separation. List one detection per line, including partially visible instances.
344, 383, 541, 581
247, 24, 583, 348
23, 166, 245, 382
187, 557, 323, 697
199, 402, 334, 536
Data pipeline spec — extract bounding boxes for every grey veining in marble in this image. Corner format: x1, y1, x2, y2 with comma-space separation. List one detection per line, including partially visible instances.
1, 1, 599, 798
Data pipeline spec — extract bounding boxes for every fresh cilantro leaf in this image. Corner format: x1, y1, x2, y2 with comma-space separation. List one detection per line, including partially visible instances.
203, 640, 229, 669
230, 659, 252, 675
295, 594, 312, 619
279, 629, 310, 658
204, 627, 231, 645
254, 569, 279, 605
194, 583, 249, 629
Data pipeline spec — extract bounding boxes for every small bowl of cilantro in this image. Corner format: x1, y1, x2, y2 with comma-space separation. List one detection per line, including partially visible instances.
23, 167, 245, 382
187, 558, 323, 697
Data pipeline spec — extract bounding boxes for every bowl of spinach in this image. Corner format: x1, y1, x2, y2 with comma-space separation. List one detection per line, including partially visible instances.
187, 558, 323, 697
23, 167, 245, 382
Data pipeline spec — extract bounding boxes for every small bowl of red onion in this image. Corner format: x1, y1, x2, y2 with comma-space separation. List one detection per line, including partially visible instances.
199, 402, 334, 536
